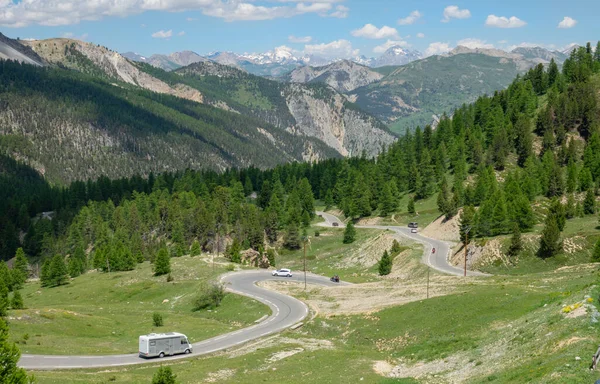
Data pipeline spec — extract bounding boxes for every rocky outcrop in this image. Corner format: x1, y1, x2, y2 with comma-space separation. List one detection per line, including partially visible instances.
284, 84, 395, 157
288, 60, 383, 93
23, 38, 203, 103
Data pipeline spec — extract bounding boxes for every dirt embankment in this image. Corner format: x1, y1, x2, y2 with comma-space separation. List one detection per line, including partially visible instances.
419, 211, 461, 243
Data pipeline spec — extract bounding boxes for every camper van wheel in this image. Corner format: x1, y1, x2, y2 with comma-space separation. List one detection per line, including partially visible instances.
159, 352, 165, 358
185, 349, 191, 354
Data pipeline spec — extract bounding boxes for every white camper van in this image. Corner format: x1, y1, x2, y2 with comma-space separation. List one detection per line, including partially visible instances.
139, 332, 192, 358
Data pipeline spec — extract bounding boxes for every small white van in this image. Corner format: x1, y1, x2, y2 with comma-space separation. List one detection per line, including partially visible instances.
139, 332, 192, 358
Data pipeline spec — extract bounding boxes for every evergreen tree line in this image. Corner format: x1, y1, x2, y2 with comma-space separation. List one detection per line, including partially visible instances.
31, 172, 315, 279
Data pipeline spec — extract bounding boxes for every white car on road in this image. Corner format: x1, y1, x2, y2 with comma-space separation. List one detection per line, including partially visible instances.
272, 268, 292, 277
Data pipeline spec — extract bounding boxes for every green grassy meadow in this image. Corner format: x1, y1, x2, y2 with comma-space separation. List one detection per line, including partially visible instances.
7, 257, 268, 355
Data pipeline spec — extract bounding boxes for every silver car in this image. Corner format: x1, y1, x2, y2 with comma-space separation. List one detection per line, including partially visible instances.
272, 268, 292, 277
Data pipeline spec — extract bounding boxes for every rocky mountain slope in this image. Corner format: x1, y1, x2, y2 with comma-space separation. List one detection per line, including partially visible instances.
294, 45, 568, 133
122, 50, 207, 71
510, 47, 567, 64
0, 33, 44, 66
285, 60, 383, 93
164, 61, 395, 156
0, 60, 339, 183
24, 38, 203, 103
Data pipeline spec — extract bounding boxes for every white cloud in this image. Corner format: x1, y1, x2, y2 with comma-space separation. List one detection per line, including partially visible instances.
558, 16, 577, 29
441, 6, 470, 22
289, 35, 312, 43
397, 10, 421, 25
151, 29, 172, 39
373, 39, 410, 53
456, 38, 493, 49
497, 39, 508, 44
424, 42, 451, 57
416, 32, 425, 38
304, 39, 358, 59
185, 17, 196, 22
351, 23, 399, 39
178, 31, 185, 36
0, 0, 349, 27
485, 14, 526, 28
329, 5, 349, 18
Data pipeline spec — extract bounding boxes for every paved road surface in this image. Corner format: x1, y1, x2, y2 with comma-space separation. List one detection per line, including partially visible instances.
317, 211, 487, 277
19, 270, 348, 370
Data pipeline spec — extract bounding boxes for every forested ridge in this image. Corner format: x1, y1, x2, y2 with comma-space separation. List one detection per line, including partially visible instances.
0, 60, 339, 184
2, 43, 600, 273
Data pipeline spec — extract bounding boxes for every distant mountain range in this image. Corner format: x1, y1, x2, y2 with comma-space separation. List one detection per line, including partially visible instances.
282, 45, 570, 132
123, 45, 425, 76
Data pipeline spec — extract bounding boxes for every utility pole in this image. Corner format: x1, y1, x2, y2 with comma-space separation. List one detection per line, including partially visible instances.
214, 231, 218, 273
464, 226, 471, 277
303, 236, 307, 291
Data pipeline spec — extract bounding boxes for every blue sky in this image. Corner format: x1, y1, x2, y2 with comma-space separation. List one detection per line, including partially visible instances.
2, 0, 597, 58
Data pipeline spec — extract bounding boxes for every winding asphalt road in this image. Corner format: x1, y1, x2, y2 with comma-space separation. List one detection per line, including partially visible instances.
316, 211, 487, 277
19, 211, 483, 370
18, 271, 349, 370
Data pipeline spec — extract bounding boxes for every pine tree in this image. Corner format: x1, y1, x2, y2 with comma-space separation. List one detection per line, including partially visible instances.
511, 194, 535, 231
407, 196, 416, 215
40, 258, 51, 287
343, 221, 356, 244
584, 188, 596, 215
490, 192, 510, 235
514, 115, 533, 167
565, 194, 576, 219
546, 157, 564, 198
592, 239, 600, 262
12, 248, 28, 287
547, 58, 559, 87
283, 223, 301, 250
68, 257, 82, 278
266, 249, 276, 267
154, 247, 171, 276
49, 255, 68, 287
548, 199, 566, 232
11, 290, 23, 310
437, 177, 449, 215
391, 239, 402, 255
190, 240, 201, 257
324, 189, 334, 210
297, 177, 315, 220
578, 167, 593, 192
227, 238, 241, 263
152, 366, 177, 384
0, 280, 8, 317
378, 250, 392, 276
379, 181, 396, 217
538, 215, 562, 259
0, 261, 12, 292
0, 318, 30, 384
507, 224, 523, 258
